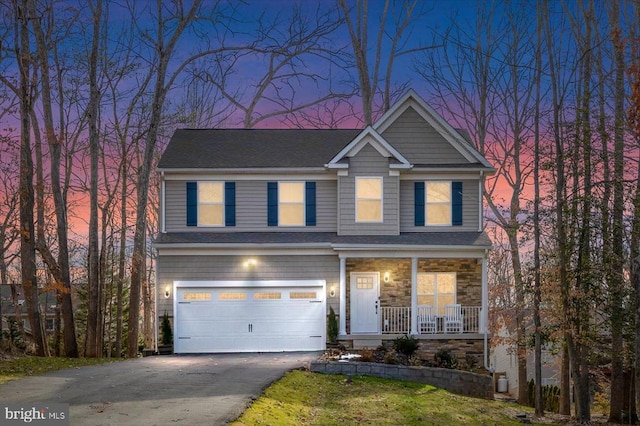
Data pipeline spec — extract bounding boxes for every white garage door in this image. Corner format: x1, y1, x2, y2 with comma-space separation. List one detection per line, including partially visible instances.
174, 280, 326, 353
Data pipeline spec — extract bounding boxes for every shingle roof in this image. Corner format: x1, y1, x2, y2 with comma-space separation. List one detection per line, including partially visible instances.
157, 129, 362, 169
154, 231, 492, 249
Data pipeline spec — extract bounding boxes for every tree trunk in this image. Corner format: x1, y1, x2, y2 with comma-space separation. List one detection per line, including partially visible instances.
17, 0, 47, 357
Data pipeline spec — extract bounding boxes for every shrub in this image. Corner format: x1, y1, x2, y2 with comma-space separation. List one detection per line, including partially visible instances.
464, 354, 478, 371
358, 348, 375, 362
526, 379, 560, 413
392, 335, 420, 358
161, 311, 173, 346
327, 307, 338, 343
384, 351, 400, 365
434, 348, 458, 369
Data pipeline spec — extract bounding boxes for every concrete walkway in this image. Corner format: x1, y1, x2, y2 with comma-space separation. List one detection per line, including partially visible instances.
0, 352, 320, 425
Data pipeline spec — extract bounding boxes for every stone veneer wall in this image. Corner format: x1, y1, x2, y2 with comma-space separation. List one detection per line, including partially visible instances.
310, 361, 493, 399
344, 258, 483, 334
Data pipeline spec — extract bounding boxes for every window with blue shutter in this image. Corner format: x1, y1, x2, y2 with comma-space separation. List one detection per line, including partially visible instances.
414, 182, 425, 226
452, 181, 463, 226
305, 182, 316, 226
225, 182, 236, 226
417, 181, 462, 226
267, 182, 278, 226
186, 181, 197, 226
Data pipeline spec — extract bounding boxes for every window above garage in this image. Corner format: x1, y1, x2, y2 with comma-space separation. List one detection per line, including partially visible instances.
267, 181, 316, 227
186, 181, 236, 227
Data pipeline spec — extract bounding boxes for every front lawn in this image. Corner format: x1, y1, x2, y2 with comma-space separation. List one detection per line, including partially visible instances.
0, 355, 120, 384
232, 370, 556, 425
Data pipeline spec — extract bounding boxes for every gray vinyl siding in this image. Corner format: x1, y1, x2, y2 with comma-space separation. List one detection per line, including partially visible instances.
382, 106, 469, 165
164, 178, 337, 232
399, 179, 480, 232
157, 254, 340, 318
338, 144, 399, 236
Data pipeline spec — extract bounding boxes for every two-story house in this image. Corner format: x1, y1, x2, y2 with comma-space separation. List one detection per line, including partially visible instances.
154, 90, 495, 365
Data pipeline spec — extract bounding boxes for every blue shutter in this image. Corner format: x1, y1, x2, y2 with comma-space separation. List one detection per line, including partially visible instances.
267, 182, 278, 226
186, 182, 197, 226
225, 182, 236, 226
414, 182, 425, 226
305, 182, 316, 226
452, 181, 463, 226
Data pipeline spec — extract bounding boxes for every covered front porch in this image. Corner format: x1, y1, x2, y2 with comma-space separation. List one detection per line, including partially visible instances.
335, 253, 489, 361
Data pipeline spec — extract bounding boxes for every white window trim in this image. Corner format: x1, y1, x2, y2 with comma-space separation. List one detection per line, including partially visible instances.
355, 176, 383, 223
425, 180, 452, 227
198, 181, 225, 227
278, 181, 305, 227
417, 272, 457, 315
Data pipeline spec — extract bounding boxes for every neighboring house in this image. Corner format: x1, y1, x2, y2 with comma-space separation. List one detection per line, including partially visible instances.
0, 284, 58, 339
154, 90, 495, 364
491, 318, 562, 397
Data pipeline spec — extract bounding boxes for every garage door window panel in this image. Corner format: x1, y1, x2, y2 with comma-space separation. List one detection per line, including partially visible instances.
254, 292, 282, 300
218, 292, 246, 300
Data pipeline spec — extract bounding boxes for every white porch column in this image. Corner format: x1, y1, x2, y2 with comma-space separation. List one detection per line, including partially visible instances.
410, 257, 418, 335
481, 250, 489, 368
339, 257, 347, 336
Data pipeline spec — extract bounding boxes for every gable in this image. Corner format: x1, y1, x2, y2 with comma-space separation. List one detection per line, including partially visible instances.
381, 106, 469, 166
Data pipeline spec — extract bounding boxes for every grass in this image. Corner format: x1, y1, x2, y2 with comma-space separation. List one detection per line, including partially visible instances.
0, 355, 121, 384
232, 370, 556, 426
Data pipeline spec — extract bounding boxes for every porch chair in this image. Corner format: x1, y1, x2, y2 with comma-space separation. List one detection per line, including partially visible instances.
443, 304, 463, 334
417, 305, 437, 334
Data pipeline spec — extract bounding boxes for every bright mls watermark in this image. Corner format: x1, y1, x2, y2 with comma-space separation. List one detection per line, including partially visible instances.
1, 404, 69, 425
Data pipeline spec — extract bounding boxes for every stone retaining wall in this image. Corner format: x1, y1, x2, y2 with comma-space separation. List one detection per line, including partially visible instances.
310, 361, 493, 400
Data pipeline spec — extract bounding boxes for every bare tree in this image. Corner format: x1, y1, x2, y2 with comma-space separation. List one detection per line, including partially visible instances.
28, 0, 79, 357
191, 3, 352, 128
126, 0, 209, 357
85, 0, 103, 358
337, 0, 426, 124
415, 1, 535, 404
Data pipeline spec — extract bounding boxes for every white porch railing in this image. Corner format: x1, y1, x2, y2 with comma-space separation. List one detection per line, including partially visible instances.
380, 306, 482, 335
381, 307, 411, 334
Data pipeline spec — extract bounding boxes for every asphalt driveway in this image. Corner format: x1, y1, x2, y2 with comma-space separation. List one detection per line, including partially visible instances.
0, 352, 320, 425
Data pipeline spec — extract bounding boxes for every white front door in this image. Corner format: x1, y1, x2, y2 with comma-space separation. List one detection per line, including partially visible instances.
350, 272, 379, 334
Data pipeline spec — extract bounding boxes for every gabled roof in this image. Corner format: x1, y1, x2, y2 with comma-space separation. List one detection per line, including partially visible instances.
158, 129, 361, 170
373, 89, 494, 170
325, 126, 411, 169
158, 90, 494, 173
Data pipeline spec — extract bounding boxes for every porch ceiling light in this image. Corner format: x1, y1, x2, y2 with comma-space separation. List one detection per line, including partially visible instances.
383, 272, 390, 283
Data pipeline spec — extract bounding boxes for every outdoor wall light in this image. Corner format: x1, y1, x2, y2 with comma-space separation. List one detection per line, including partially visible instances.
164, 286, 171, 299
243, 258, 257, 268
383, 272, 391, 283
329, 285, 336, 298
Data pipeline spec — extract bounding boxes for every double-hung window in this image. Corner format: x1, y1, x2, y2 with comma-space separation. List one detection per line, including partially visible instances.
279, 182, 305, 226
426, 181, 451, 226
356, 177, 382, 222
186, 181, 236, 227
417, 272, 457, 316
198, 182, 224, 226
414, 181, 463, 226
267, 181, 316, 227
